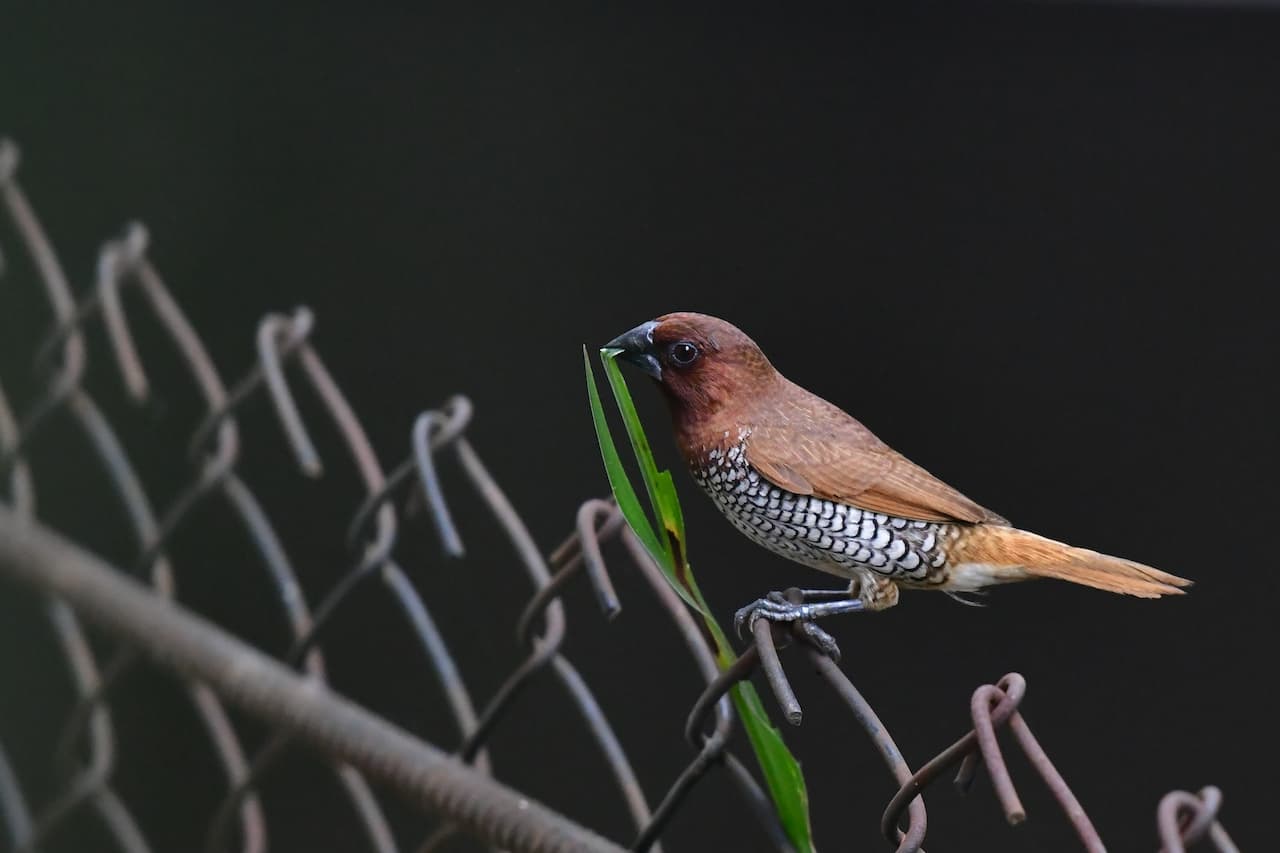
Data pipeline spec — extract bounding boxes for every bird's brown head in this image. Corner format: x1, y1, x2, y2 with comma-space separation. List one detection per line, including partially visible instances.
605, 312, 778, 433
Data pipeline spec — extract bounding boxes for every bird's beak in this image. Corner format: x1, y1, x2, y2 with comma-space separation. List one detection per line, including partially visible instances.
605, 320, 662, 380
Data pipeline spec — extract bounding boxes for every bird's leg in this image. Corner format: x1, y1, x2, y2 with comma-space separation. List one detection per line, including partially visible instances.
733, 587, 862, 661
735, 590, 867, 624
733, 578, 898, 661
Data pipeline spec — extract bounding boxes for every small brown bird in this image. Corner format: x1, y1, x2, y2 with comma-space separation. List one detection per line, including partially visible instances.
607, 312, 1190, 654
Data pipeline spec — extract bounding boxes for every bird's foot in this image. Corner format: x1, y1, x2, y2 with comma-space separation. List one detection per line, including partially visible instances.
733, 589, 865, 662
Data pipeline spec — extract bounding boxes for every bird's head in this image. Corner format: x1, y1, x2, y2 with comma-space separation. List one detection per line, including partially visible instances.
605, 312, 777, 425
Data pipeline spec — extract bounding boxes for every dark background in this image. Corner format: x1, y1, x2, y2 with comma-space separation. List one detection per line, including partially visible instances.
2, 2, 1277, 851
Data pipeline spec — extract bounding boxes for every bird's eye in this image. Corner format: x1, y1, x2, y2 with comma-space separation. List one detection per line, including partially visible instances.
669, 341, 700, 367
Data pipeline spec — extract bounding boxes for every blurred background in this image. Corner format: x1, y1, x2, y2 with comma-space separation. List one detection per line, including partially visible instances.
2, 2, 1276, 851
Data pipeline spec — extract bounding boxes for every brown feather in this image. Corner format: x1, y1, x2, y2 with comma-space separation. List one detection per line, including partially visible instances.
744, 380, 1008, 525
948, 525, 1192, 597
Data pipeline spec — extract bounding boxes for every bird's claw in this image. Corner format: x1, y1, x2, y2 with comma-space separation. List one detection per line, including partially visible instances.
734, 591, 800, 635
794, 621, 842, 661
734, 592, 851, 662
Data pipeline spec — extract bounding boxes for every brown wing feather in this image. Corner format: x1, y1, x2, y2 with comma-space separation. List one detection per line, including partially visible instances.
744, 391, 1007, 525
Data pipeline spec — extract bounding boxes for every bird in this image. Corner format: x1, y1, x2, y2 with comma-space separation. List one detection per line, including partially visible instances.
605, 312, 1190, 657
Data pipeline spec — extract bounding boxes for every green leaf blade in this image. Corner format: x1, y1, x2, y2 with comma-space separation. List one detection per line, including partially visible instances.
600, 349, 672, 563
583, 346, 666, 565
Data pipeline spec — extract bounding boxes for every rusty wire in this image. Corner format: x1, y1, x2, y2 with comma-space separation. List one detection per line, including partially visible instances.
0, 138, 1243, 853
1157, 786, 1239, 853
877, 673, 1102, 852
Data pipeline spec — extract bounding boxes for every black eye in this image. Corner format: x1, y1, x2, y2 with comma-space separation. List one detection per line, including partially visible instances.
669, 341, 700, 367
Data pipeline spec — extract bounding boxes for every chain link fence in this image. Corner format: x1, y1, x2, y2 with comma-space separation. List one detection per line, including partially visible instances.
0, 139, 1239, 852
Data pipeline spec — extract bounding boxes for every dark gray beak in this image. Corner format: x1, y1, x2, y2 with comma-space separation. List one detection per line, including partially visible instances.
605, 320, 662, 380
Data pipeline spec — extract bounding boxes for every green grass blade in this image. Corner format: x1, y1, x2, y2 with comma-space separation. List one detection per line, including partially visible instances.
583, 346, 665, 563
600, 350, 672, 563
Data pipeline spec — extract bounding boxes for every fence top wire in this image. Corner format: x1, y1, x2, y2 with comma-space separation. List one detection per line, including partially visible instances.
0, 136, 1243, 853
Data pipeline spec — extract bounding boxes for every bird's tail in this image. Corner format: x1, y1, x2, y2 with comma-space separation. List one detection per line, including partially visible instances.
947, 525, 1192, 598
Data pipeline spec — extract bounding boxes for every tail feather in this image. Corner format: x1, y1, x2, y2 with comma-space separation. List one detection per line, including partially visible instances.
949, 526, 1192, 598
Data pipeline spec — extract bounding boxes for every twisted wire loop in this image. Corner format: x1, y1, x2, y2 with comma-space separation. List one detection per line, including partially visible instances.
1157, 787, 1239, 853
880, 673, 1102, 853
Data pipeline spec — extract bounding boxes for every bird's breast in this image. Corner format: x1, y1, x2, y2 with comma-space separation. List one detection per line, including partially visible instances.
689, 439, 954, 585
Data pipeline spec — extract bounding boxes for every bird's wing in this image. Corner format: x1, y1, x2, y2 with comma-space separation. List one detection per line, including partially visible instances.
744, 401, 1007, 525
